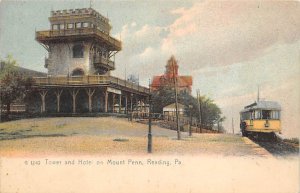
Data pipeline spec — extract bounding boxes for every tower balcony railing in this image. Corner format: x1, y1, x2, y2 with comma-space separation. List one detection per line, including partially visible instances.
36, 28, 122, 50
93, 56, 115, 70
32, 75, 150, 94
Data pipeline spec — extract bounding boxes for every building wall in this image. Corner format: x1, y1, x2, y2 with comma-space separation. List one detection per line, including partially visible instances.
48, 42, 92, 76
163, 107, 184, 116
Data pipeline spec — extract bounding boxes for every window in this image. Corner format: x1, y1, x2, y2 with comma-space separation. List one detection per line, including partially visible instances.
241, 112, 251, 120
262, 110, 271, 120
250, 111, 255, 120
73, 45, 84, 58
52, 24, 59, 30
75, 22, 81, 28
271, 111, 280, 120
60, 24, 65, 30
71, 68, 84, 76
67, 23, 74, 29
82, 22, 89, 28
254, 110, 261, 119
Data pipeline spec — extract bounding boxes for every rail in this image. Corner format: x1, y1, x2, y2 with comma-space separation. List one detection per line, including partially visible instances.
129, 112, 218, 133
93, 56, 115, 69
36, 28, 122, 50
32, 75, 150, 94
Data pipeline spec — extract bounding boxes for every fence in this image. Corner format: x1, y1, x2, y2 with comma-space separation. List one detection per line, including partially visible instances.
130, 112, 219, 133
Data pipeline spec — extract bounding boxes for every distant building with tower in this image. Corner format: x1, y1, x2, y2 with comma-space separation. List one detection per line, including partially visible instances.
28, 8, 149, 114
151, 56, 193, 94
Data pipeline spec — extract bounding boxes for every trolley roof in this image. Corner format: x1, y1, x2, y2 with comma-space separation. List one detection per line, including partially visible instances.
240, 101, 281, 113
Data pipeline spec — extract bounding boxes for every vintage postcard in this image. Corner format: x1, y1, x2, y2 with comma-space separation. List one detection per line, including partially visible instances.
0, 1, 299, 193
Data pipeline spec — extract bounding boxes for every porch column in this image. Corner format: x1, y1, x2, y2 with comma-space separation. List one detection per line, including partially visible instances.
119, 94, 122, 113
54, 89, 63, 113
130, 93, 133, 121
141, 98, 145, 115
98, 92, 101, 112
130, 94, 133, 112
112, 93, 115, 113
39, 90, 48, 113
69, 89, 79, 113
85, 88, 95, 113
125, 95, 128, 114
104, 90, 108, 113
136, 97, 139, 113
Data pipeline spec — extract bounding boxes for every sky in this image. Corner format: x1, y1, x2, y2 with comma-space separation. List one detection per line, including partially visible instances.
0, 0, 299, 137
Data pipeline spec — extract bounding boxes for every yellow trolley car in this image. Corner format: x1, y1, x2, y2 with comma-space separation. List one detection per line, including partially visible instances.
240, 101, 281, 137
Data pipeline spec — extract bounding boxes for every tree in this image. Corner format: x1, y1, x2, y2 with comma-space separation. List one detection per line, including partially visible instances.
151, 85, 223, 130
0, 55, 34, 118
199, 97, 221, 128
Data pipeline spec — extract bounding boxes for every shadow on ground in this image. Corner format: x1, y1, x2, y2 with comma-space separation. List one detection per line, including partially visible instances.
0, 128, 67, 141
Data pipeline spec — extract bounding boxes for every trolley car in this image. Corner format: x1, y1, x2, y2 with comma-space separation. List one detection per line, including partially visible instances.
240, 101, 281, 137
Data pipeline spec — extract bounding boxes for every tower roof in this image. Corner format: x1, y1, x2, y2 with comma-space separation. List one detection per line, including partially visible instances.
166, 55, 178, 67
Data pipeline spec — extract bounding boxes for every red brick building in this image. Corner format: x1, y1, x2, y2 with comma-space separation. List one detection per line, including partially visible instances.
151, 56, 193, 94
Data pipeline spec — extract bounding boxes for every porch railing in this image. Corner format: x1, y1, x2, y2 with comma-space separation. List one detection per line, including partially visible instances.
33, 75, 150, 94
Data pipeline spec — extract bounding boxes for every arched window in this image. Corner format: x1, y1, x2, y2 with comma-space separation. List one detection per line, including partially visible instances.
73, 45, 84, 58
71, 68, 84, 76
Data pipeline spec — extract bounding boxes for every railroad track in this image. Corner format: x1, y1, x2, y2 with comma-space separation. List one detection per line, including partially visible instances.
248, 133, 299, 157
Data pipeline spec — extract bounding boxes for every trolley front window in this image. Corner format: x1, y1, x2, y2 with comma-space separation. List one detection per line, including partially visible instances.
262, 110, 280, 120
271, 111, 280, 119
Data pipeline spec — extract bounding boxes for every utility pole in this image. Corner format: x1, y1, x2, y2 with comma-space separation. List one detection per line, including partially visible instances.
125, 63, 127, 81
0, 84, 2, 122
189, 105, 193, 137
147, 79, 152, 153
172, 59, 181, 140
130, 93, 133, 121
257, 85, 260, 102
232, 117, 234, 134
197, 89, 202, 133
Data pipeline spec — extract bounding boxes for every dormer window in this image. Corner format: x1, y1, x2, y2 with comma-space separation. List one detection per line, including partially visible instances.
67, 23, 74, 29
73, 44, 84, 58
82, 22, 89, 28
75, 22, 81, 28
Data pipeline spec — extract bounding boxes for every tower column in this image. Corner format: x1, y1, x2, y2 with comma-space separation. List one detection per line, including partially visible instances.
119, 94, 122, 113
130, 94, 133, 113
69, 89, 79, 113
54, 89, 63, 113
125, 95, 128, 114
104, 89, 108, 113
98, 91, 101, 112
39, 90, 48, 113
112, 93, 115, 113
85, 88, 95, 113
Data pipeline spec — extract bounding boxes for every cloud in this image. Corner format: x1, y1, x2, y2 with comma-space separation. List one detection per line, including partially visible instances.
114, 1, 300, 84
162, 1, 300, 69
113, 23, 170, 82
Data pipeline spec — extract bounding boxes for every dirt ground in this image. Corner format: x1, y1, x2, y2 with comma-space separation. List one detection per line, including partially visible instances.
0, 117, 273, 157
